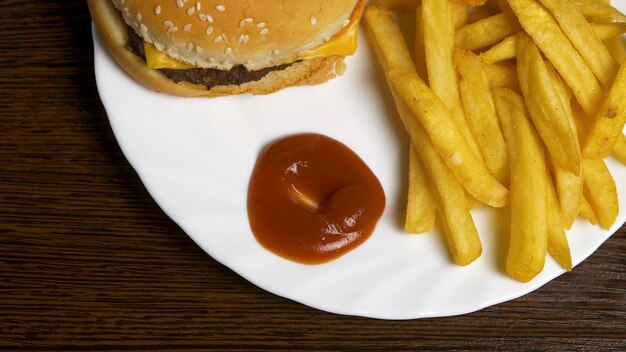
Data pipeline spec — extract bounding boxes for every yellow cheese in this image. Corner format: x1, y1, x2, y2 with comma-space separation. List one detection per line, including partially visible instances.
144, 42, 195, 69
143, 18, 360, 69
298, 18, 360, 59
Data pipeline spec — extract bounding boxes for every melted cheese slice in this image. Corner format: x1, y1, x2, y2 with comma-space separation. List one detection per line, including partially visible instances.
143, 18, 360, 70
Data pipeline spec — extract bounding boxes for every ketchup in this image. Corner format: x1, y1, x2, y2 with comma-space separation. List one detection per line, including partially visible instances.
247, 134, 386, 264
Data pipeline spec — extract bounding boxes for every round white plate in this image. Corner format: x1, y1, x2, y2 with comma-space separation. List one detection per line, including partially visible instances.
92, 11, 626, 319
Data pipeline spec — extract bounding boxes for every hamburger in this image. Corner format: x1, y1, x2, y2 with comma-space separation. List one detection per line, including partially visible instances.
88, 0, 365, 97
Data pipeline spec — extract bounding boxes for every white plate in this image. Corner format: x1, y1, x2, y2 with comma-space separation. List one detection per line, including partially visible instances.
92, 9, 626, 319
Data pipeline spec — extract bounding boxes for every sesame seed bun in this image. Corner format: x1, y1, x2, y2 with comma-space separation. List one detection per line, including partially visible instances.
89, 0, 363, 97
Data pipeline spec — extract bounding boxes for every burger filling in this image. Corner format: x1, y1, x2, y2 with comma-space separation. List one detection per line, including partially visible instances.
126, 27, 292, 89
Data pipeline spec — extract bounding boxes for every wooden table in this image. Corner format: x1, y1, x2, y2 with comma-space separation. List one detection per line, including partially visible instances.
1, 1, 625, 350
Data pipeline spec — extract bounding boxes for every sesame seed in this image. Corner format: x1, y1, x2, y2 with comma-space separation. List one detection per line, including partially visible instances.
196, 2, 201, 11
136, 13, 142, 21
176, 0, 184, 8
257, 22, 266, 28
215, 5, 225, 12
187, 42, 194, 51
155, 6, 161, 15
168, 27, 178, 32
259, 28, 269, 35
164, 20, 173, 28
199, 13, 207, 21
343, 19, 350, 28
140, 24, 148, 33
206, 14, 214, 23
225, 47, 233, 55
196, 46, 203, 53
213, 36, 223, 43
205, 26, 213, 35
310, 16, 317, 25
187, 7, 195, 15
183, 24, 192, 32
237, 34, 250, 44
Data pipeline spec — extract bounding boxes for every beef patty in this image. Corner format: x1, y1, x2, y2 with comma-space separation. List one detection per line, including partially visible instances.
126, 27, 292, 89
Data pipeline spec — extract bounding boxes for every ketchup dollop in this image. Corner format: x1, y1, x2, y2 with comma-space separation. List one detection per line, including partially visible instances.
247, 134, 386, 264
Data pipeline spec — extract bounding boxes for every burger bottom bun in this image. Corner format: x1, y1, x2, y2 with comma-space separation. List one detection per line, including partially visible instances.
88, 0, 347, 98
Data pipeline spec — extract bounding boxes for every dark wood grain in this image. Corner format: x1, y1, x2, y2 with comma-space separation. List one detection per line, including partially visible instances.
0, 1, 624, 350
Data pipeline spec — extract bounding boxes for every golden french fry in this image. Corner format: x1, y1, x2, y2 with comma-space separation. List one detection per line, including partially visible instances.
613, 133, 626, 164
573, 0, 626, 23
544, 165, 573, 271
390, 70, 510, 208
414, 6, 428, 80
481, 23, 626, 64
450, 0, 488, 6
579, 197, 599, 224
605, 37, 626, 64
551, 159, 583, 229
370, 0, 420, 12
467, 6, 498, 23
484, 62, 519, 88
455, 12, 521, 50
582, 158, 619, 230
365, 8, 482, 263
538, 0, 619, 89
571, 104, 620, 230
493, 88, 548, 283
456, 50, 509, 184
583, 59, 626, 158
364, 6, 416, 73
406, 146, 437, 234
517, 33, 581, 175
365, 5, 484, 257
479, 34, 518, 64
592, 23, 626, 41
419, 131, 482, 266
422, 0, 484, 162
451, 3, 470, 28
508, 0, 603, 117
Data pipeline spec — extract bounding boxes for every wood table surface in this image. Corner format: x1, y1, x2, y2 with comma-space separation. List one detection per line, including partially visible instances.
1, 1, 625, 350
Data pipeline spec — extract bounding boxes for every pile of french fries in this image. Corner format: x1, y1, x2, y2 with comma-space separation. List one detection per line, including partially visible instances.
366, 0, 626, 282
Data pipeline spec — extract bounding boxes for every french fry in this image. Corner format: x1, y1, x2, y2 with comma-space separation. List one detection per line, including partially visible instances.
605, 37, 626, 64
479, 34, 518, 64
551, 160, 583, 229
419, 129, 482, 266
517, 33, 581, 175
456, 50, 509, 184
545, 166, 573, 271
422, 0, 484, 162
364, 6, 416, 73
370, 0, 420, 12
406, 146, 436, 234
613, 133, 626, 164
493, 88, 548, 283
538, 0, 619, 90
571, 103, 620, 230
455, 12, 521, 50
583, 59, 626, 158
450, 0, 488, 6
414, 6, 428, 81
468, 6, 498, 23
484, 62, 519, 88
579, 196, 599, 224
592, 23, 626, 41
582, 158, 619, 230
365, 7, 482, 265
496, 0, 512, 12
390, 70, 510, 208
573, 0, 626, 23
480, 23, 626, 64
546, 66, 583, 229
452, 3, 470, 29
508, 0, 603, 117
